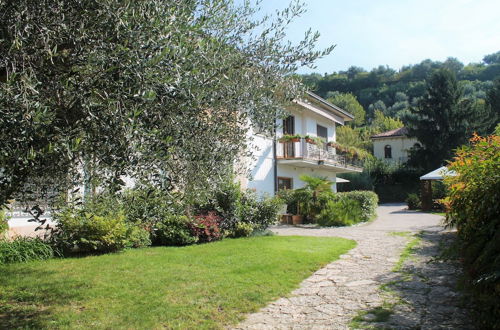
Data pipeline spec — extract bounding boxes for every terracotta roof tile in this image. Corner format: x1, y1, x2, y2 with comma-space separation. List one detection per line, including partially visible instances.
370, 127, 408, 139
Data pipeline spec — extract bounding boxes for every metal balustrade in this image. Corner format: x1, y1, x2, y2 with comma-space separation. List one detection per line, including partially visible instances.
276, 138, 363, 171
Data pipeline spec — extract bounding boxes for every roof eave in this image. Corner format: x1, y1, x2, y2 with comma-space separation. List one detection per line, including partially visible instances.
305, 91, 355, 121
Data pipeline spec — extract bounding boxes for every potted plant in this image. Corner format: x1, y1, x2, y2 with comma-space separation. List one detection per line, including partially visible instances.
277, 189, 303, 225
304, 136, 325, 147
304, 135, 316, 144
278, 134, 301, 143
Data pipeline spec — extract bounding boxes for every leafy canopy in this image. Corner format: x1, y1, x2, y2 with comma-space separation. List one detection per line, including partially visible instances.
0, 0, 333, 208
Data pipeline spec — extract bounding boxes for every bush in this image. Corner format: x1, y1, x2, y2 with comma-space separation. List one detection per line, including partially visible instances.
126, 225, 152, 248
52, 207, 130, 254
122, 187, 184, 228
338, 190, 378, 222
237, 192, 281, 230
189, 212, 222, 243
431, 181, 447, 200
0, 237, 55, 264
51, 196, 139, 254
153, 215, 198, 246
229, 222, 254, 238
200, 180, 280, 231
406, 193, 421, 210
316, 197, 363, 227
0, 209, 8, 237
443, 134, 500, 328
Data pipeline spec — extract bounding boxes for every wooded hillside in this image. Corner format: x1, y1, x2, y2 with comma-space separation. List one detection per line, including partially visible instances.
302, 51, 500, 122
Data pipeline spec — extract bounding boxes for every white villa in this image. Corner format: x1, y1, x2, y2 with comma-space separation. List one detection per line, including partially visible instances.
239, 92, 362, 195
370, 127, 420, 164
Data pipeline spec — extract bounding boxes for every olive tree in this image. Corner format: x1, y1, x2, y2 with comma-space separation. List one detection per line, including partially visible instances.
0, 0, 333, 208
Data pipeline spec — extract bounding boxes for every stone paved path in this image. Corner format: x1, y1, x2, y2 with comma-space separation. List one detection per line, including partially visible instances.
234, 204, 473, 330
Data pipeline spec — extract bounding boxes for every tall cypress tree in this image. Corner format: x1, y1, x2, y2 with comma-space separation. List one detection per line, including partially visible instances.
406, 69, 472, 169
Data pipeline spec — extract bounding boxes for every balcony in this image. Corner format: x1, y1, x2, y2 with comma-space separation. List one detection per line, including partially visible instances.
276, 139, 363, 173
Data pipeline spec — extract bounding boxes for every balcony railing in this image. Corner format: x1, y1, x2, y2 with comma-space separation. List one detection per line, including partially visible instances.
277, 138, 363, 171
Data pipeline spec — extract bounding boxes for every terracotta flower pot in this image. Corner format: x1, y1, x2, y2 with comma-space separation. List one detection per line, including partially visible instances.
305, 138, 316, 144
292, 215, 303, 225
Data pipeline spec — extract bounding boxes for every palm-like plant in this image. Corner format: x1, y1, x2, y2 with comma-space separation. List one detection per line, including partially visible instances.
295, 175, 333, 221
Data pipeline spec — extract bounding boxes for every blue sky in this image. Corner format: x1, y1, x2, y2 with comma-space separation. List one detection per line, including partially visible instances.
255, 0, 500, 74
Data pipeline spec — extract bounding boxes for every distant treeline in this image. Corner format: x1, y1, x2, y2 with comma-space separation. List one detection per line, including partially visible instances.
302, 51, 500, 120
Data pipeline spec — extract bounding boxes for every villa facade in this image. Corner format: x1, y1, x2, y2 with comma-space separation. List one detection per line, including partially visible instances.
371, 127, 420, 164
240, 92, 362, 195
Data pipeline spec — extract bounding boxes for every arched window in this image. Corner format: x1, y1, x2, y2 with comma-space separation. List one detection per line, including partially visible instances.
384, 145, 392, 159
413, 143, 421, 149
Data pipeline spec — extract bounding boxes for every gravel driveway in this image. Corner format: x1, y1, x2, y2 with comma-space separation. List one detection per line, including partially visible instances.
234, 203, 474, 329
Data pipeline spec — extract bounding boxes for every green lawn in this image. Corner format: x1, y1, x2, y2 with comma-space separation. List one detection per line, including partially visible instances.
0, 236, 355, 329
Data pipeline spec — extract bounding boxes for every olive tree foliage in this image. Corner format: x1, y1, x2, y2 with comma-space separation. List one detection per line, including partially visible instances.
0, 0, 333, 208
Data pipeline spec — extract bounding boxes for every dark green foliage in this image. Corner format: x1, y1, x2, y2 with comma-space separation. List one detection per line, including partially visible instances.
405, 69, 473, 169
201, 180, 281, 231
282, 177, 377, 227
431, 181, 447, 200
443, 135, 500, 328
316, 197, 363, 227
122, 187, 184, 228
153, 215, 198, 246
0, 0, 332, 210
338, 191, 378, 222
0, 237, 54, 264
339, 159, 421, 203
337, 172, 374, 191
406, 193, 421, 210
237, 192, 281, 230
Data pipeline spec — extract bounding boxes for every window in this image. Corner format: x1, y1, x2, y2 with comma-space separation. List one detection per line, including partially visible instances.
413, 143, 421, 149
278, 177, 293, 190
384, 145, 392, 159
317, 124, 328, 149
283, 116, 295, 135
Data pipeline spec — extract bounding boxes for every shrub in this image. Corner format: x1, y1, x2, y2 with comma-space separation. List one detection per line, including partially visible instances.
431, 181, 447, 200
153, 215, 198, 246
229, 222, 254, 238
0, 237, 55, 264
52, 198, 131, 254
201, 180, 280, 231
316, 197, 363, 227
338, 190, 378, 222
189, 212, 222, 243
122, 187, 184, 228
0, 209, 8, 237
237, 192, 281, 230
126, 225, 152, 248
443, 134, 500, 328
406, 193, 421, 210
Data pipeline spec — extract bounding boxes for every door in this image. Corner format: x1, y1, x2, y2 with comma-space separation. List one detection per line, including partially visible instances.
283, 116, 295, 157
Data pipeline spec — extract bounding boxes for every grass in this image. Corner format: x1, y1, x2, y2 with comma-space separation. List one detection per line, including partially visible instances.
387, 231, 411, 237
392, 233, 422, 272
350, 232, 423, 329
350, 304, 394, 329
0, 236, 355, 329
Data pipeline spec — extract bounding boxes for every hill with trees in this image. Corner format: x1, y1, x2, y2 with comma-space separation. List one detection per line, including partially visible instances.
303, 52, 500, 169
302, 51, 500, 123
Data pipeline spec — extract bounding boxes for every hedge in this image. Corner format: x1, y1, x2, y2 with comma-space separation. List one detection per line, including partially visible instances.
338, 190, 379, 222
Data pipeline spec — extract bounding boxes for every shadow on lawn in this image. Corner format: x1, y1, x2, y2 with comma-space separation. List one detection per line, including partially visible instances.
0, 265, 86, 328
356, 231, 475, 329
